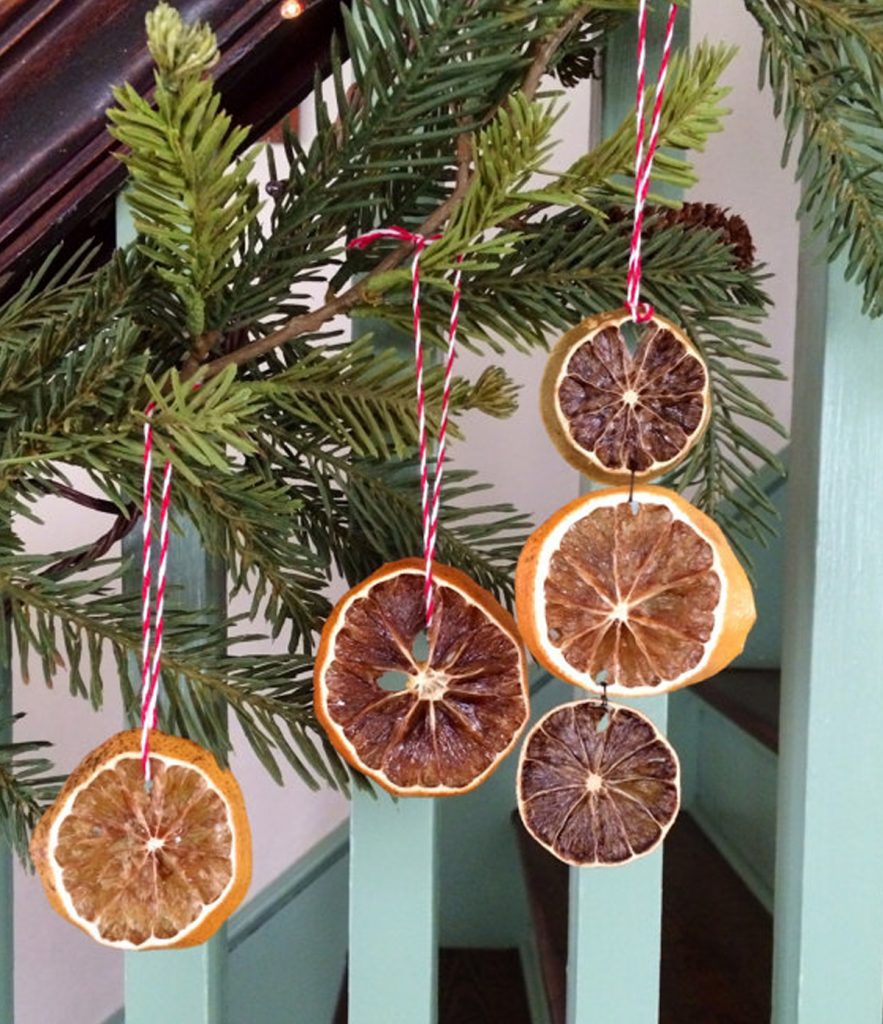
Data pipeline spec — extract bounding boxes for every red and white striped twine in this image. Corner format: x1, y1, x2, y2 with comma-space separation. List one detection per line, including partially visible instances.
348, 228, 463, 629
626, 0, 679, 324
140, 402, 172, 783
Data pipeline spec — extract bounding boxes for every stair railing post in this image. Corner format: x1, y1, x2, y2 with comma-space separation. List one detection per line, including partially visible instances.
772, 205, 883, 1021
349, 791, 438, 1024
117, 197, 228, 1024
567, 12, 688, 1024
346, 314, 439, 1024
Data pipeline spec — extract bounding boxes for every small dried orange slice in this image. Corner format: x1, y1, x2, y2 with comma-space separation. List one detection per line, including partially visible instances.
518, 700, 680, 866
314, 557, 529, 796
516, 485, 755, 696
541, 308, 711, 483
31, 730, 252, 950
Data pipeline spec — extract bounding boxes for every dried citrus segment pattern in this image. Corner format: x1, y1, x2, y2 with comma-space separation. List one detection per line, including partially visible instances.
518, 701, 680, 866
315, 558, 529, 796
541, 309, 710, 484
515, 486, 755, 697
31, 731, 252, 950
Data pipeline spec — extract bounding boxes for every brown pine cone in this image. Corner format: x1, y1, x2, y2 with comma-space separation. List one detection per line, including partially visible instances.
609, 202, 756, 269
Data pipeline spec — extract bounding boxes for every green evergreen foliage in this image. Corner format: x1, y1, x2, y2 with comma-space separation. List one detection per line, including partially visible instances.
0, 716, 62, 868
745, 0, 883, 316
0, 0, 877, 864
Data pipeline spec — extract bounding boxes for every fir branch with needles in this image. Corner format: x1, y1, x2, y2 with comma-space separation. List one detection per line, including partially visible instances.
8, 0, 883, 844
0, 716, 63, 869
745, 0, 883, 316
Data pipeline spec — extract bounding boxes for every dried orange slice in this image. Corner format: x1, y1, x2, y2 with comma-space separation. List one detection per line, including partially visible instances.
515, 485, 755, 696
314, 557, 529, 796
30, 730, 252, 950
518, 700, 680, 866
541, 308, 711, 483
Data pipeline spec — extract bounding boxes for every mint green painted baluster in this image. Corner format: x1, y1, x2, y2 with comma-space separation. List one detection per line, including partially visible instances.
349, 791, 438, 1024
0, 617, 12, 1022
117, 197, 227, 1024
772, 236, 883, 1015
347, 312, 439, 1024
121, 518, 228, 1024
568, 11, 688, 1023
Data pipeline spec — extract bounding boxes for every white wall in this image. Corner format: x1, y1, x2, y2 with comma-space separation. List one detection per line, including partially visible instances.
690, 2, 799, 434
12, 6, 798, 1022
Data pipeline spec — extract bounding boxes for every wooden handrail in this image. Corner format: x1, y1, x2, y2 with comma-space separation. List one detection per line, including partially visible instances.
0, 0, 345, 288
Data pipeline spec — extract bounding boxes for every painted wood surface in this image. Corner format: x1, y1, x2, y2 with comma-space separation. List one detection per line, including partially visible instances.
566, 12, 688, 1023
671, 688, 778, 913
772, 229, 883, 1020
227, 824, 350, 1024
120, 516, 229, 1024
348, 790, 438, 1024
0, 626, 12, 1022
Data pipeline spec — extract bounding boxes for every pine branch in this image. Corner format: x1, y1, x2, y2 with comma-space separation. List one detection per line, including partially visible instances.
108, 1, 262, 342
176, 468, 330, 647
0, 565, 354, 789
0, 716, 63, 869
540, 42, 736, 207
746, 0, 883, 316
204, 1, 595, 378
293, 446, 532, 604
259, 335, 517, 462
0, 243, 99, 338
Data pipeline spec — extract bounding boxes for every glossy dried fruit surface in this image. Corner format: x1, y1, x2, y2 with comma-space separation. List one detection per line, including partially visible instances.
518, 701, 680, 866
515, 486, 755, 697
541, 309, 710, 484
31, 730, 252, 950
315, 558, 529, 796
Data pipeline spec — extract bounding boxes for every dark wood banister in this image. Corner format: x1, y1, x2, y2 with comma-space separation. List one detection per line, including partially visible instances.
0, 0, 345, 288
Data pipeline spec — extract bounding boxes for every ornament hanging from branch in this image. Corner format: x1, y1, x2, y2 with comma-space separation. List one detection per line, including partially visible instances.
30, 403, 253, 948
515, 486, 755, 698
315, 559, 529, 796
313, 228, 530, 796
31, 731, 251, 950
516, 0, 757, 867
540, 308, 711, 484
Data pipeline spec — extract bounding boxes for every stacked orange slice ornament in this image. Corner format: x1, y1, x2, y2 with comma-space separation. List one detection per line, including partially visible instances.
541, 308, 711, 484
514, 483, 756, 867
516, 3, 756, 867
314, 227, 530, 797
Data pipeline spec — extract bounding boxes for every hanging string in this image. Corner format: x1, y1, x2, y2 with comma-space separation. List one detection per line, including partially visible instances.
625, 0, 679, 324
140, 403, 173, 785
348, 228, 462, 629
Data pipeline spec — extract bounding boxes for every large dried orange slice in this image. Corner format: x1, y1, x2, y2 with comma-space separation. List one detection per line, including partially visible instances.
31, 730, 252, 950
518, 700, 680, 866
516, 485, 755, 696
541, 308, 711, 484
314, 557, 529, 796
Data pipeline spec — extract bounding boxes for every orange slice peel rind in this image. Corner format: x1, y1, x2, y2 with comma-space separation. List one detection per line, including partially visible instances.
314, 557, 530, 797
30, 729, 252, 950
515, 485, 755, 697
541, 308, 711, 485
517, 700, 680, 867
